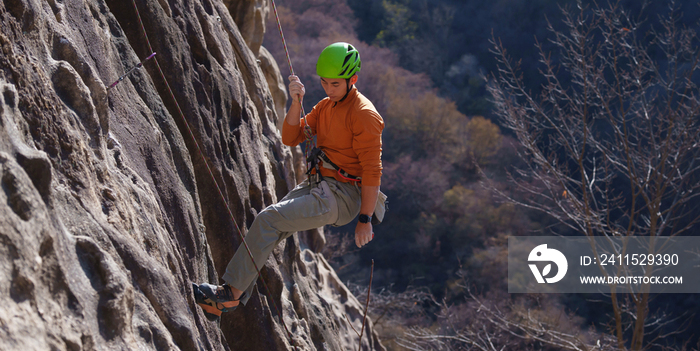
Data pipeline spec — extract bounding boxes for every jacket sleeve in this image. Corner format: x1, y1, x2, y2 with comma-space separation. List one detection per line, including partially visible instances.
352, 109, 384, 186
282, 104, 319, 146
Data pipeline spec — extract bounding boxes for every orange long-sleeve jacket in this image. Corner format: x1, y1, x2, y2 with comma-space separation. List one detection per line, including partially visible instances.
282, 87, 384, 186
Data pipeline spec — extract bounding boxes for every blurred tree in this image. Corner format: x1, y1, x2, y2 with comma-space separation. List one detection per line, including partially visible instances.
375, 0, 417, 49
346, 0, 386, 42
373, 0, 454, 83
465, 116, 502, 164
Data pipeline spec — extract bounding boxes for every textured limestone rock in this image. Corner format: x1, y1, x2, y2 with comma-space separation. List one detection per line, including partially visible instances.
0, 0, 385, 350
223, 0, 270, 57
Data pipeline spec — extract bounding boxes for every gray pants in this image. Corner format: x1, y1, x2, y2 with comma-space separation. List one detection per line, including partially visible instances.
222, 177, 362, 303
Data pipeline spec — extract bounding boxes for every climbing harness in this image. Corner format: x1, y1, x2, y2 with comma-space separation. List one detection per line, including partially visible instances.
106, 52, 156, 91
306, 147, 362, 183
126, 0, 296, 347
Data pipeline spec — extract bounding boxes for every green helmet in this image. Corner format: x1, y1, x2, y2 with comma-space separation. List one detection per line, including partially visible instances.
316, 42, 361, 79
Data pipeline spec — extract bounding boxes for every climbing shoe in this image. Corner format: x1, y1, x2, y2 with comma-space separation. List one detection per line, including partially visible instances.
193, 282, 244, 320
193, 283, 222, 320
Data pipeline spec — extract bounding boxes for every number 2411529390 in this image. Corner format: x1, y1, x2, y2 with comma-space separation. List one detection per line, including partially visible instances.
580, 253, 679, 266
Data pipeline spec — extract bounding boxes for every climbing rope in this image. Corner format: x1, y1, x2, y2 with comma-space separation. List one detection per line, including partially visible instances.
126, 0, 295, 347
270, 0, 317, 175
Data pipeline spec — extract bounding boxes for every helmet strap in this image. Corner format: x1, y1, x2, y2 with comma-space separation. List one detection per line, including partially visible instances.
338, 78, 353, 103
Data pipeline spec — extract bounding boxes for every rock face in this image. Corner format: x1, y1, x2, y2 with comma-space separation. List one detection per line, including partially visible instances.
0, 0, 385, 350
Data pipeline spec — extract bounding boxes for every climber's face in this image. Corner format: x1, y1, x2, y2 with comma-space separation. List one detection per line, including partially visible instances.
320, 75, 358, 102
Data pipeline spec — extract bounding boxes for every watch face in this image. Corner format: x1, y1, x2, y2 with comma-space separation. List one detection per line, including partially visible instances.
359, 214, 371, 223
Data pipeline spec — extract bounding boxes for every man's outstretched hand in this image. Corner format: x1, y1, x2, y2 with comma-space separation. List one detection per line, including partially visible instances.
355, 221, 373, 248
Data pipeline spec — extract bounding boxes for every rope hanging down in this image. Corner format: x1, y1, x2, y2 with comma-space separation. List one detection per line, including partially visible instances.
126, 0, 295, 347
270, 0, 316, 174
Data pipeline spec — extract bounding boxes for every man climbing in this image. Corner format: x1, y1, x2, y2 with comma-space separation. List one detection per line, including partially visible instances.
194, 42, 384, 318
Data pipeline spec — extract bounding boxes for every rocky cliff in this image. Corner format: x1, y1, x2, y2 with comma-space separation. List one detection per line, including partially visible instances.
0, 0, 384, 350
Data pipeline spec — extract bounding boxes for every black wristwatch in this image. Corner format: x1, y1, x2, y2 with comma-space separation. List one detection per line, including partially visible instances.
358, 214, 372, 224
